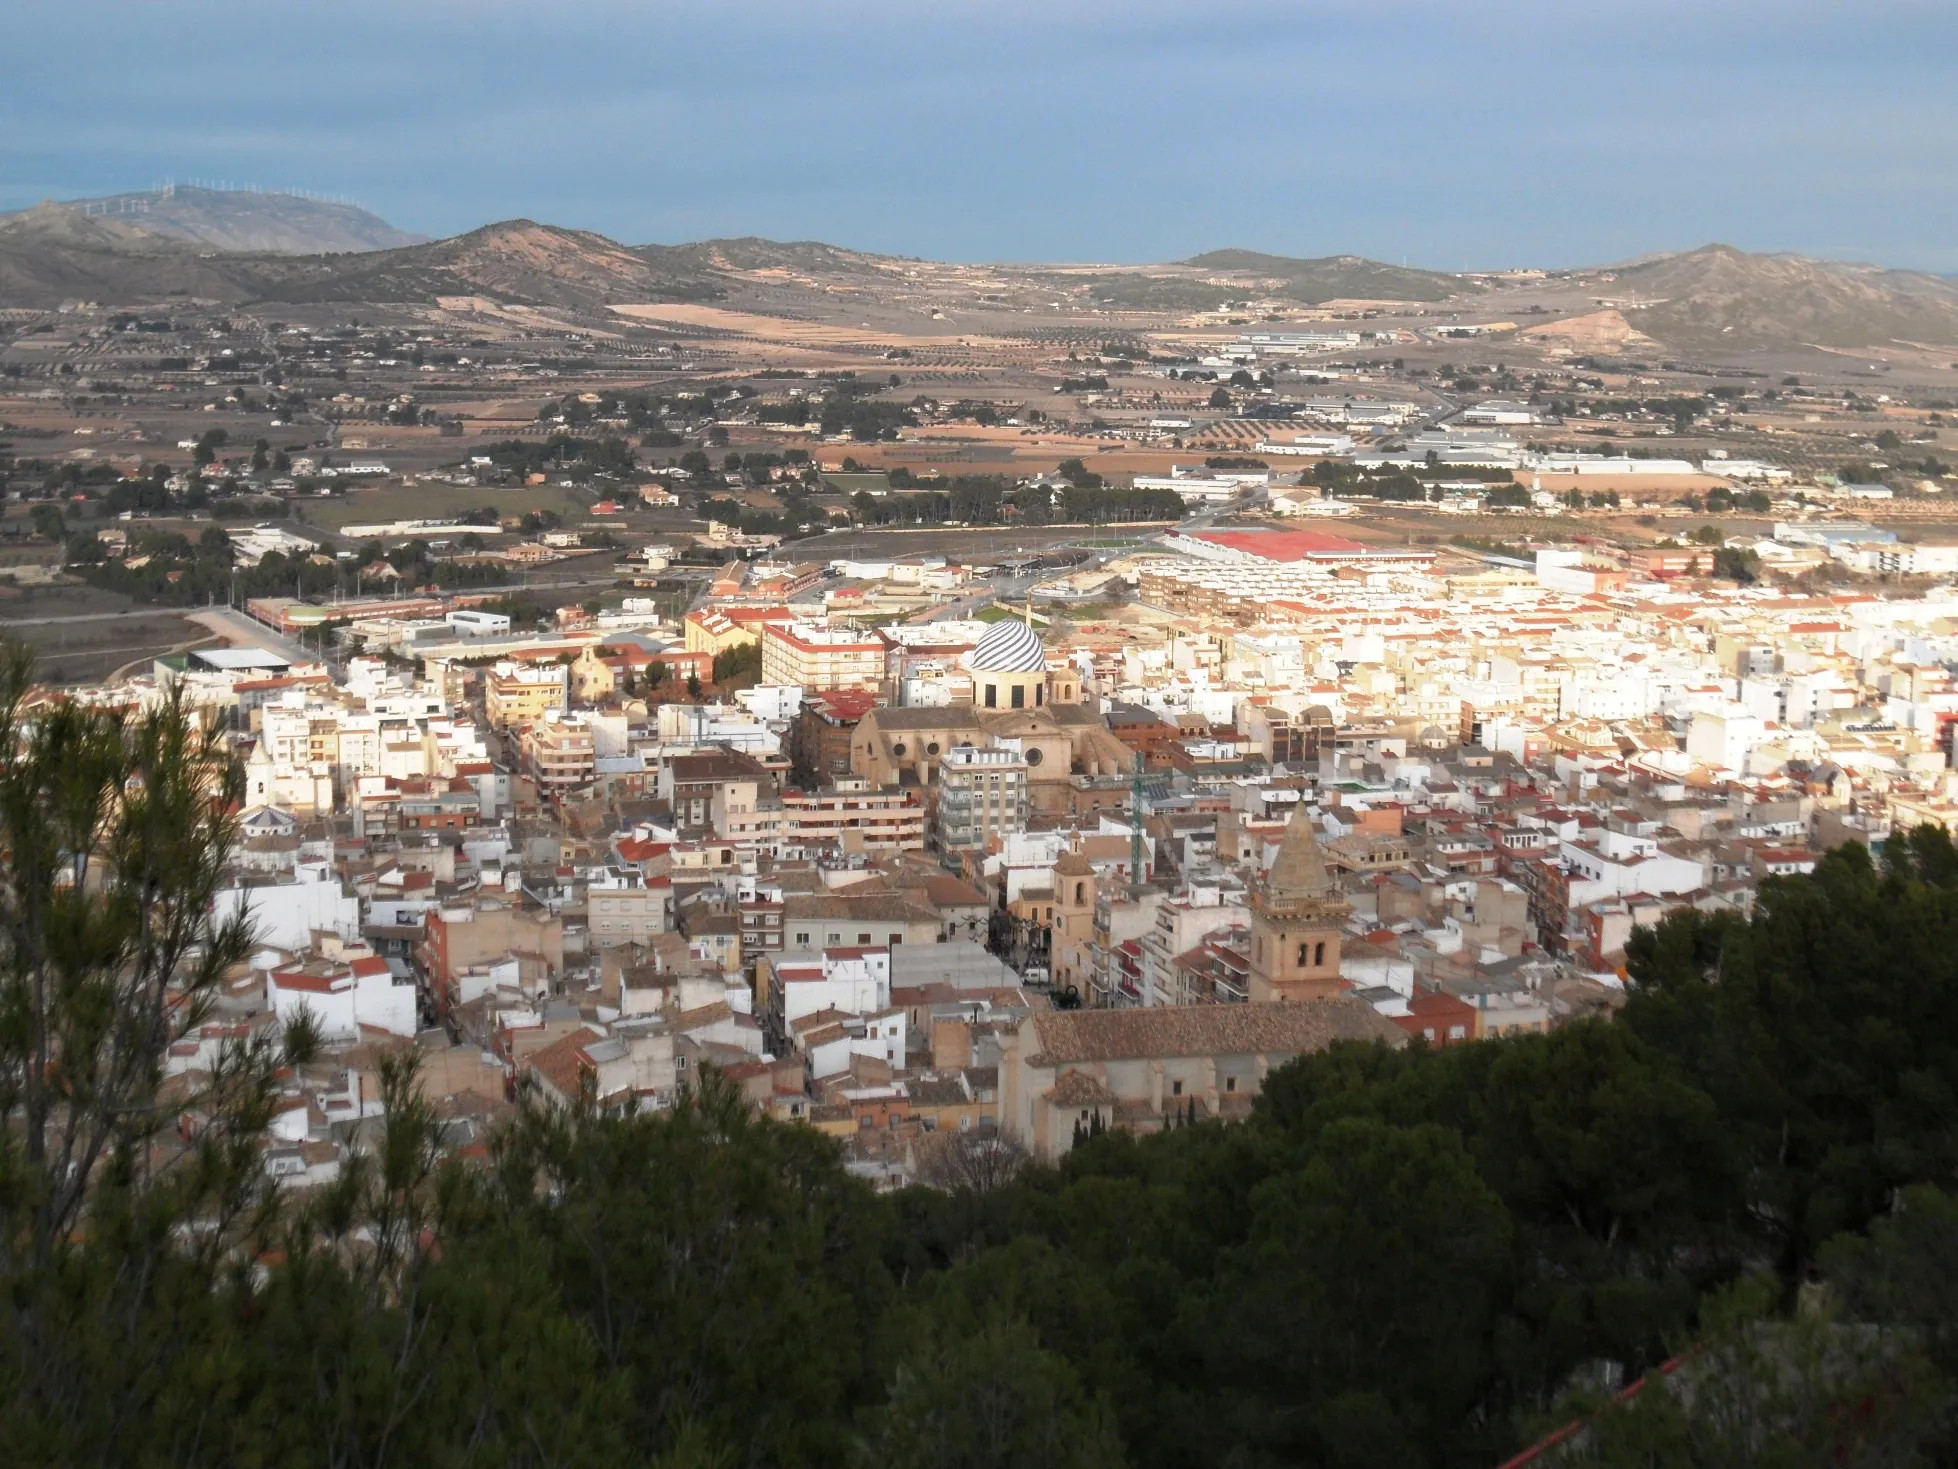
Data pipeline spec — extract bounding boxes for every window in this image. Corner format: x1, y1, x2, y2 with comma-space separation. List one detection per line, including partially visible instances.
1074, 882, 1085, 905
890, 934, 901, 944
676, 1055, 688, 1069
1313, 941, 1326, 967
1225, 1076, 1237, 1093
1024, 746, 1043, 766
1296, 941, 1310, 966
795, 932, 810, 946
892, 742, 907, 757
858, 932, 872, 944
984, 684, 997, 708
1448, 1025, 1467, 1040
1171, 1079, 1184, 1097
926, 741, 940, 755
1035, 685, 1044, 705
1011, 685, 1025, 709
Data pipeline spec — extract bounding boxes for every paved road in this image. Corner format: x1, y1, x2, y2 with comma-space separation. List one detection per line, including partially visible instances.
0, 609, 150, 629
188, 606, 314, 662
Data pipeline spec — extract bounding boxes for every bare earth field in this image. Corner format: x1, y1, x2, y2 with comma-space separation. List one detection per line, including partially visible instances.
798, 524, 1151, 562
0, 580, 204, 683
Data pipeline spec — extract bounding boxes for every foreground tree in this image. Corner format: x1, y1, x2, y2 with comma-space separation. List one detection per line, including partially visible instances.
0, 647, 319, 1454
0, 648, 294, 1271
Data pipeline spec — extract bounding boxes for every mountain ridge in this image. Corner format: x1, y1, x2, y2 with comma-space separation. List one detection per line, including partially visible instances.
0, 186, 427, 254
2, 212, 1955, 353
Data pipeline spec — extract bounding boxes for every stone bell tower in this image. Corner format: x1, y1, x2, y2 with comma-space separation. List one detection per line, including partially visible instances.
1248, 808, 1350, 1003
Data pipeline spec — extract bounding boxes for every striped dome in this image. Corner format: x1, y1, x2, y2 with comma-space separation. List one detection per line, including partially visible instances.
963, 618, 1047, 674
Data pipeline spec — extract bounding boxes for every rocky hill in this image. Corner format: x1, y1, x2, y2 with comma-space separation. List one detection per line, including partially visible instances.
1569, 243, 1958, 353
257, 220, 726, 308
1181, 248, 1467, 304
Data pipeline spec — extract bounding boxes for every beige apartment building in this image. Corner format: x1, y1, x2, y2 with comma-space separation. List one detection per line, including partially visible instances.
522, 716, 595, 796
935, 744, 1029, 850
760, 621, 886, 691
484, 661, 569, 730
682, 604, 796, 657
782, 782, 927, 853
585, 879, 672, 946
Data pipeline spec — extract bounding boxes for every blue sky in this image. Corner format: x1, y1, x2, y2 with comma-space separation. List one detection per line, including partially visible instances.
5, 0, 1954, 270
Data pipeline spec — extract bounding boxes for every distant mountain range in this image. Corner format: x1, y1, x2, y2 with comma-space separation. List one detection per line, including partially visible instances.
4, 191, 1958, 357
1, 185, 425, 254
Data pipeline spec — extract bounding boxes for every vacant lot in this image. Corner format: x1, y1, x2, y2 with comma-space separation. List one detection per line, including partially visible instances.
305, 480, 594, 533
0, 580, 205, 683
3, 611, 204, 684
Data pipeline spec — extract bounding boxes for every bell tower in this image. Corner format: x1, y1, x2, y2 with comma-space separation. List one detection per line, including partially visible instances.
1248, 809, 1350, 1003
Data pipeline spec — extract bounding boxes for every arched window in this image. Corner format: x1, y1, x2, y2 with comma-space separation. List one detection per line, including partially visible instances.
1074, 881, 1084, 904
1296, 941, 1310, 967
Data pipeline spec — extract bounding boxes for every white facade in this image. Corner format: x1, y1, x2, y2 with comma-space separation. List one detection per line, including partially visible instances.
215, 868, 361, 951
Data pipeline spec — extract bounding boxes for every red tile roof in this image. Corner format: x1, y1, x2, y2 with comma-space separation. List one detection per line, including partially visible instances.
1191, 529, 1368, 560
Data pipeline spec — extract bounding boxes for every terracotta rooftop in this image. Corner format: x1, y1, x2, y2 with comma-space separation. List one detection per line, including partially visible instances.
1026, 998, 1404, 1065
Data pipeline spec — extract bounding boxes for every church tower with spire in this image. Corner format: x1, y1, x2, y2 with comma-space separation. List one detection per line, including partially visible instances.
1248, 808, 1351, 1004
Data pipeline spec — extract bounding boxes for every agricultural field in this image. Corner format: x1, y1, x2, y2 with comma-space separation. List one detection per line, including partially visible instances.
304, 479, 597, 533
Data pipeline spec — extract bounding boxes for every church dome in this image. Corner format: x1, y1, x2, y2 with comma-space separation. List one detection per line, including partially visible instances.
963, 618, 1047, 674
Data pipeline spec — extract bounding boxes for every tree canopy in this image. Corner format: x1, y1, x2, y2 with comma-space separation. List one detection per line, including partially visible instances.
5, 736, 1958, 1468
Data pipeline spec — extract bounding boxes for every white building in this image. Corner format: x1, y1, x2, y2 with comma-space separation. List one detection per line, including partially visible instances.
267, 952, 416, 1044
215, 866, 361, 950
1685, 706, 1765, 774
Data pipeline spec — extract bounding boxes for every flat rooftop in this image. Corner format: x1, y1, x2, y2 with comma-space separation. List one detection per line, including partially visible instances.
190, 647, 292, 672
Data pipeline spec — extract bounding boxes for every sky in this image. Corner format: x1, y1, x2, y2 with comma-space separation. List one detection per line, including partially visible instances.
5, 0, 1956, 271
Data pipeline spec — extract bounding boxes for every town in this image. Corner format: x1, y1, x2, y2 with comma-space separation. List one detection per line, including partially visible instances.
7, 280, 1958, 1187
8, 0, 1958, 1454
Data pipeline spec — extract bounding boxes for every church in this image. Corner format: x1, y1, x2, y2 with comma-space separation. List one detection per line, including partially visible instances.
848, 616, 1137, 814
1246, 804, 1352, 1003
997, 809, 1402, 1161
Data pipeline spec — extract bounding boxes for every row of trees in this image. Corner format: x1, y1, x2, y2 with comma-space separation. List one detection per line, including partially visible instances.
6, 664, 1958, 1467
67, 532, 517, 607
